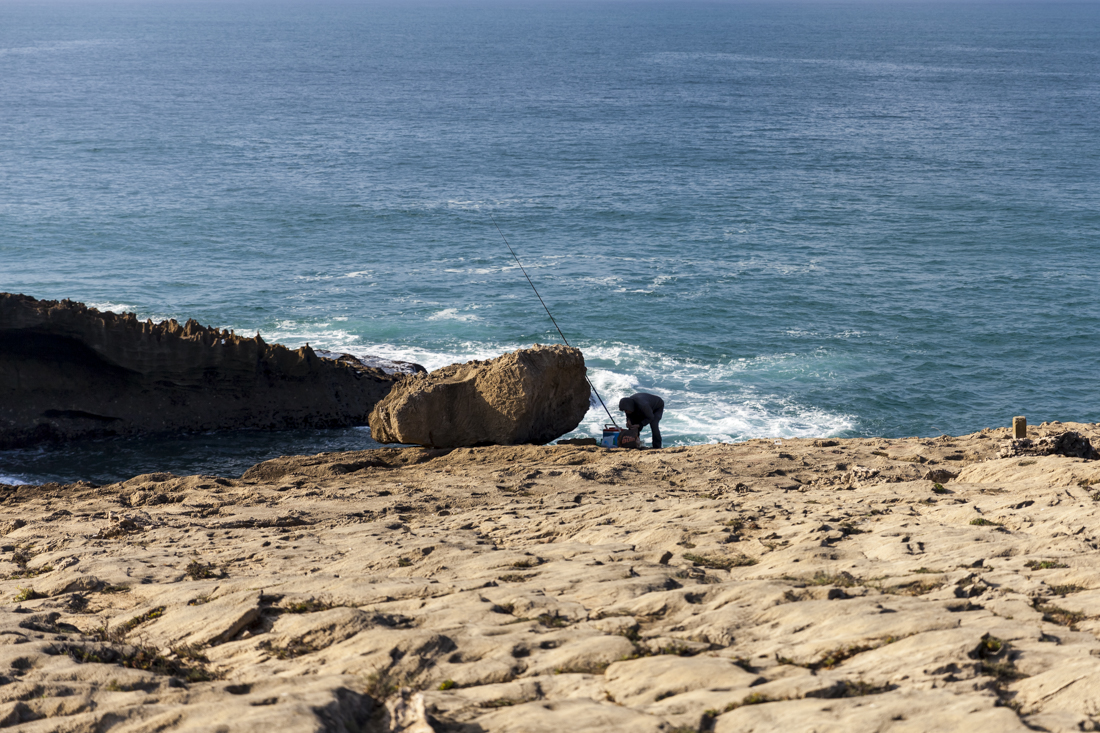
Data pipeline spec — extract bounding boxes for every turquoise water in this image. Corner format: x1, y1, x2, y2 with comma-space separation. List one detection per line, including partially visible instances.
2, 1, 1099, 483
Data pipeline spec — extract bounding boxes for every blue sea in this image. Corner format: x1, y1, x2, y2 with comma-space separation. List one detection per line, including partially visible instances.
2, 0, 1098, 484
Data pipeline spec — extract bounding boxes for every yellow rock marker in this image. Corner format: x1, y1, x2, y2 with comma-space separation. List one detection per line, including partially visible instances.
1013, 416, 1027, 439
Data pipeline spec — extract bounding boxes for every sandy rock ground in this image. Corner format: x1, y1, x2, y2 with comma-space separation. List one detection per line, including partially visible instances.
3, 422, 1100, 732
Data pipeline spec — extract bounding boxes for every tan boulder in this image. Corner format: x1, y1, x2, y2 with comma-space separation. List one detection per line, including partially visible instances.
369, 344, 590, 447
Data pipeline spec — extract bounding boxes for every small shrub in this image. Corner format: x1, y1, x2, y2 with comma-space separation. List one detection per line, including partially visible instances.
972, 635, 1003, 657
537, 613, 570, 628
397, 558, 412, 568
1025, 560, 1068, 570
510, 558, 539, 569
969, 634, 1026, 681
969, 518, 1000, 527
14, 587, 44, 603
725, 692, 775, 712
979, 659, 1027, 681
285, 598, 331, 614
119, 607, 165, 636
884, 579, 944, 596
1035, 601, 1085, 628
65, 642, 213, 682
438, 679, 456, 691
932, 483, 949, 495
683, 553, 756, 570
812, 643, 874, 670
658, 641, 698, 657
809, 571, 859, 588
828, 679, 893, 698
498, 573, 534, 583
1049, 584, 1085, 596
184, 559, 220, 580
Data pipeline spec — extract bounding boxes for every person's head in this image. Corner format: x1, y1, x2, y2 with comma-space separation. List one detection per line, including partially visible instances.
619, 397, 635, 413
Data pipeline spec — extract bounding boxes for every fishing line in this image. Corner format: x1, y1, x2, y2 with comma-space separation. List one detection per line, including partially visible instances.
489, 213, 618, 428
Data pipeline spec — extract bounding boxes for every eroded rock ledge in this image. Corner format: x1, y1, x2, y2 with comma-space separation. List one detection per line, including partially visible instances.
2, 423, 1100, 731
0, 294, 400, 449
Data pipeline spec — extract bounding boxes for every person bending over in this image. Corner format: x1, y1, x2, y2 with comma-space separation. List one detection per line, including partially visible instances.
619, 392, 664, 449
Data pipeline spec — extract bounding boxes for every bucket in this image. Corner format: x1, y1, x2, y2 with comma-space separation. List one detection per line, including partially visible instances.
600, 425, 621, 448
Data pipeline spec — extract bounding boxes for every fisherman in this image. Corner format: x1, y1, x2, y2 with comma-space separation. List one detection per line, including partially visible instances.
619, 392, 664, 449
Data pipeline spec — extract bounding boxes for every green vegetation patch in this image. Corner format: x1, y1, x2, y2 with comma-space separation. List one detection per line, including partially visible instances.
970, 634, 1027, 681
808, 571, 860, 588
683, 552, 757, 570
13, 587, 45, 603
724, 692, 776, 712
184, 559, 222, 580
1034, 601, 1085, 628
1025, 560, 1069, 570
969, 518, 1000, 527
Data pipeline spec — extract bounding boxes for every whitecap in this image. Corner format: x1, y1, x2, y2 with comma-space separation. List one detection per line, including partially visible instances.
86, 302, 138, 315
426, 308, 481, 323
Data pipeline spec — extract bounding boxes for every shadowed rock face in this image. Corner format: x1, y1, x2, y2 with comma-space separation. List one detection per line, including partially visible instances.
0, 293, 399, 448
369, 344, 591, 447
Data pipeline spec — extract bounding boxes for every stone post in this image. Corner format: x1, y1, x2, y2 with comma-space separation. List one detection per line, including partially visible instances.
1013, 416, 1027, 439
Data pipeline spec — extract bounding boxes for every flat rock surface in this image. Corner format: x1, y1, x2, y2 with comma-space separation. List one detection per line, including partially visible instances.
2, 422, 1100, 731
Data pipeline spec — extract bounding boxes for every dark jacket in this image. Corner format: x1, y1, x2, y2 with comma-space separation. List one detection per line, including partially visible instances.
619, 392, 664, 448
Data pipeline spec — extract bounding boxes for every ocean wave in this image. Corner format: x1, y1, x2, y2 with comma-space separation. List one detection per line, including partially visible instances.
86, 302, 139, 315
426, 308, 482, 323
192, 314, 858, 445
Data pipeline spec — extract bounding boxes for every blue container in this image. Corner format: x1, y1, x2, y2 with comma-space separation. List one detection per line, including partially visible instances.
600, 425, 621, 448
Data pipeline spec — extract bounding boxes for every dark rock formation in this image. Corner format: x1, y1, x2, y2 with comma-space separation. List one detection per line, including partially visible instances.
998, 431, 1100, 461
369, 344, 590, 448
0, 294, 400, 449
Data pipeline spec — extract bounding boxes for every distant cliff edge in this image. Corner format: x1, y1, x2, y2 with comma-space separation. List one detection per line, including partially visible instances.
0, 293, 406, 449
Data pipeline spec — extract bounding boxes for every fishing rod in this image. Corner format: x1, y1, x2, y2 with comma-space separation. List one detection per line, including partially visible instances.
489, 213, 618, 428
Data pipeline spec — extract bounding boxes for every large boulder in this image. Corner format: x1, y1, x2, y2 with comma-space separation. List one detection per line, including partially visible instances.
0, 293, 401, 448
369, 344, 590, 447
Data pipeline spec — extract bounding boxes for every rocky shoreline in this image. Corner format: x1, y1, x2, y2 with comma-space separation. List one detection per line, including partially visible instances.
0, 294, 403, 450
3, 422, 1100, 731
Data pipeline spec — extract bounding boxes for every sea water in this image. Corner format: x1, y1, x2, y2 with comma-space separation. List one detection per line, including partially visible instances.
2, 1, 1098, 484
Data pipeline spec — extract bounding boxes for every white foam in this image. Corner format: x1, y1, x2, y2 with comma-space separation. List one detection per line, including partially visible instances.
206, 317, 858, 446
0, 474, 27, 486
86, 302, 138, 315
426, 308, 482, 323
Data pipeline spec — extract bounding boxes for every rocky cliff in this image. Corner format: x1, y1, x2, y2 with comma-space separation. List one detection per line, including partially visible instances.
0, 294, 400, 448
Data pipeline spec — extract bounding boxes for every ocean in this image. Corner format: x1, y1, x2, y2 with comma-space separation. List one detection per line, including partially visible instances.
2, 0, 1098, 484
